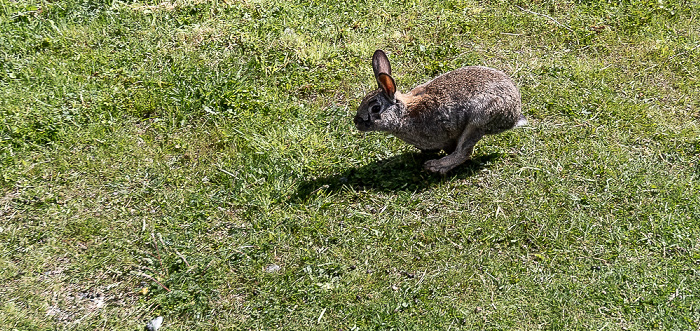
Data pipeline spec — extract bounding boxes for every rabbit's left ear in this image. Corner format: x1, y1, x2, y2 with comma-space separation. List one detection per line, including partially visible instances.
376, 73, 396, 100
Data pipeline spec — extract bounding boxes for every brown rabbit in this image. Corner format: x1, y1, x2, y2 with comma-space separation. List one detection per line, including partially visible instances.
354, 49, 527, 174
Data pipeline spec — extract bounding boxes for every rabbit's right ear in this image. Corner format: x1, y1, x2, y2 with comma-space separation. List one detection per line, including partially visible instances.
372, 49, 392, 77
376, 73, 396, 100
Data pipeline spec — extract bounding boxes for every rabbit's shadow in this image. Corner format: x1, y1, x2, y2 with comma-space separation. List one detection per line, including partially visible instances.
290, 152, 501, 202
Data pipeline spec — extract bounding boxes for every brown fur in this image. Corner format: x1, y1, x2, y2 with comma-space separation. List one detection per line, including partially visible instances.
353, 50, 527, 174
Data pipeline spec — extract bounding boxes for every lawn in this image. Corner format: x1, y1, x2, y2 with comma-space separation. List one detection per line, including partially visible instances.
1, 0, 699, 329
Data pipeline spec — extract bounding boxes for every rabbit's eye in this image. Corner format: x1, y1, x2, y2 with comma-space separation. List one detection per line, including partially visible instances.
371, 105, 381, 113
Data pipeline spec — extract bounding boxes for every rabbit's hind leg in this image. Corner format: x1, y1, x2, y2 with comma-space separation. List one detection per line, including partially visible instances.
423, 126, 484, 174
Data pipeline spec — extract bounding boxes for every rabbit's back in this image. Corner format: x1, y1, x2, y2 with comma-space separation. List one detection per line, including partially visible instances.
401, 66, 522, 135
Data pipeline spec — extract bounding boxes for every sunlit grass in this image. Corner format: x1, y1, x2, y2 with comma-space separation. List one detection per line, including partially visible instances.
1, 0, 699, 329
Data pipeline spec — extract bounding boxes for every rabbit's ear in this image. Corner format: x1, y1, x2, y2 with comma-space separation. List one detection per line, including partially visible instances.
372, 49, 392, 77
376, 73, 396, 100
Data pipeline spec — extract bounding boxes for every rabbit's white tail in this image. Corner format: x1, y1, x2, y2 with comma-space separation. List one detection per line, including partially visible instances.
515, 115, 528, 127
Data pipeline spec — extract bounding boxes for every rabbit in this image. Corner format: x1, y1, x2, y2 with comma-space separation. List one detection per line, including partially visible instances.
354, 49, 527, 174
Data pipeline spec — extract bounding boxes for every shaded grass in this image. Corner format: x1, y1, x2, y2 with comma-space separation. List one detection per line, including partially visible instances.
1, 0, 700, 329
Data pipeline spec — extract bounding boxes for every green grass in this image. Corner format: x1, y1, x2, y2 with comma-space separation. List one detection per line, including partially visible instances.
1, 0, 700, 329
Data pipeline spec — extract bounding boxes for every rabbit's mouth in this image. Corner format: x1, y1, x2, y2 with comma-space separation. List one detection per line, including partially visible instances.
353, 116, 373, 131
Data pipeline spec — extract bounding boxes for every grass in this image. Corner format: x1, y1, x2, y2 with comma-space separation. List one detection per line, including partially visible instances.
1, 0, 699, 329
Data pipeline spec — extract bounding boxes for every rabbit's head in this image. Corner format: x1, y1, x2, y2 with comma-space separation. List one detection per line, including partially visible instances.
354, 50, 402, 132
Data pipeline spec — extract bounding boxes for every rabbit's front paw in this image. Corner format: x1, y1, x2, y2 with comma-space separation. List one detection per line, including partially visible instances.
424, 158, 459, 174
